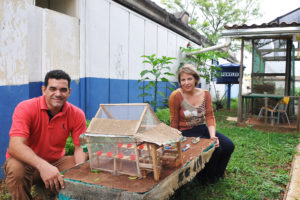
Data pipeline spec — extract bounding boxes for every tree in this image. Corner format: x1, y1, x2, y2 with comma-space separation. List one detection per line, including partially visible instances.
160, 0, 261, 44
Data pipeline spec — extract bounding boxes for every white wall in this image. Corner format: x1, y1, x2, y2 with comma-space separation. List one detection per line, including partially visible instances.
0, 0, 30, 86
84, 0, 197, 82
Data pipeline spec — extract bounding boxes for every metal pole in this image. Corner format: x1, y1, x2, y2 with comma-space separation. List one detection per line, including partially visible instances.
227, 84, 231, 110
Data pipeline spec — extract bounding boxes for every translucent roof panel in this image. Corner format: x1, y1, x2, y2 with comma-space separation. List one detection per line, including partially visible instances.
97, 104, 147, 120
137, 108, 160, 133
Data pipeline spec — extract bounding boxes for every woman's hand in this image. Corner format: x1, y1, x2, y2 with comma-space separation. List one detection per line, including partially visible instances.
211, 136, 219, 148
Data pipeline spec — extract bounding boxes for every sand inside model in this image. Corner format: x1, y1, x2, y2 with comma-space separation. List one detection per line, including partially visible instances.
80, 103, 183, 181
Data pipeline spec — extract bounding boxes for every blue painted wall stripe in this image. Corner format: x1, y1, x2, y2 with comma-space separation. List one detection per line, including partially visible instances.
85, 78, 110, 119
0, 84, 30, 178
109, 79, 129, 103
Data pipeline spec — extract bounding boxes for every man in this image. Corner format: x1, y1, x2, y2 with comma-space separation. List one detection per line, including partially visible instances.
4, 70, 88, 200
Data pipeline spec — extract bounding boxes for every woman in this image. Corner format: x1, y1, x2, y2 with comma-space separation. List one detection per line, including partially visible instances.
169, 63, 234, 184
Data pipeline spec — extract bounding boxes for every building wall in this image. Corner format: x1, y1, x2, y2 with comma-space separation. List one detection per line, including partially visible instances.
0, 0, 199, 177
0, 0, 82, 178
83, 0, 199, 118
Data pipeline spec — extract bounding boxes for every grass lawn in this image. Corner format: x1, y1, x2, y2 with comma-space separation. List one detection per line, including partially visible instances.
1, 99, 299, 200
168, 99, 299, 200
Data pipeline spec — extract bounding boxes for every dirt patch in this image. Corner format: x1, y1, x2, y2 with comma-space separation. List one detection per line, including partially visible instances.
237, 117, 299, 134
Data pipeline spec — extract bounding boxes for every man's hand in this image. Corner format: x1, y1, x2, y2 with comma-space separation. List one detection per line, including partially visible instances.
8, 137, 65, 192
38, 161, 64, 192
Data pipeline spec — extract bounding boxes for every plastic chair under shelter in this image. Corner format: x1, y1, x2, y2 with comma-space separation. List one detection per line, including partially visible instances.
258, 96, 291, 126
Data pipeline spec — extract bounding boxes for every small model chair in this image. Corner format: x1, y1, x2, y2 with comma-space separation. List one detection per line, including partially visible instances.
258, 96, 290, 126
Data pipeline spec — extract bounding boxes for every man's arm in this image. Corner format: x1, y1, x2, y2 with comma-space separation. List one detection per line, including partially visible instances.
74, 145, 88, 165
8, 136, 64, 192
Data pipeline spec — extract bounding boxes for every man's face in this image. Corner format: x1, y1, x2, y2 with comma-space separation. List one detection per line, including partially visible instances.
42, 78, 71, 114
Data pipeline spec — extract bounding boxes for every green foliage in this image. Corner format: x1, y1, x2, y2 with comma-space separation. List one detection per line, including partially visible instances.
138, 54, 176, 111
180, 44, 228, 84
160, 0, 261, 44
0, 180, 11, 200
156, 108, 171, 125
65, 136, 75, 155
295, 88, 300, 96
64, 120, 90, 155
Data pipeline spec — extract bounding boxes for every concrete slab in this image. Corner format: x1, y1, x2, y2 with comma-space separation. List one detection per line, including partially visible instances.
58, 139, 215, 200
286, 142, 300, 200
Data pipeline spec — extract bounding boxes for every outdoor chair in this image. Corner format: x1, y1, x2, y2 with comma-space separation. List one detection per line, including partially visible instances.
258, 96, 290, 126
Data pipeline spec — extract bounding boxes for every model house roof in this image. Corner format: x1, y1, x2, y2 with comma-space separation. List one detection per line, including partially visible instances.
86, 103, 182, 145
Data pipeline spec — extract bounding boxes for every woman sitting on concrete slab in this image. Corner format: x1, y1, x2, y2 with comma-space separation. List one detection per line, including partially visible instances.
168, 63, 235, 184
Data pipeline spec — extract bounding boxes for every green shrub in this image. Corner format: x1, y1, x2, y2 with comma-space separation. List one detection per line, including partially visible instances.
156, 108, 170, 125
65, 136, 74, 155
65, 120, 90, 155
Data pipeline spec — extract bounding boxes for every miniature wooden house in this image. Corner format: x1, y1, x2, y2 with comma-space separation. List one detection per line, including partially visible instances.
80, 103, 183, 181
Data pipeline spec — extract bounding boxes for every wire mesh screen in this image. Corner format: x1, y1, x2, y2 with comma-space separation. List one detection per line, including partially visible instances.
87, 135, 140, 176
252, 39, 287, 96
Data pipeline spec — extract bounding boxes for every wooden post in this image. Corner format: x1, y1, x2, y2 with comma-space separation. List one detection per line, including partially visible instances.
285, 39, 292, 96
133, 105, 148, 134
264, 97, 268, 124
297, 98, 300, 133
150, 144, 159, 181
176, 142, 183, 166
237, 39, 245, 123
134, 143, 142, 178
101, 106, 114, 119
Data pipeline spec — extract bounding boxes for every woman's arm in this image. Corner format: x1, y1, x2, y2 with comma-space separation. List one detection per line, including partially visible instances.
205, 91, 219, 147
169, 90, 180, 129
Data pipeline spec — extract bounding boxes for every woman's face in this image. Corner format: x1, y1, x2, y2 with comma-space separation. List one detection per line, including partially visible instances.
180, 73, 196, 92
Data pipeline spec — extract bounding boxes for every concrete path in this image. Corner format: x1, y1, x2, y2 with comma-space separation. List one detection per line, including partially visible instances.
285, 143, 300, 200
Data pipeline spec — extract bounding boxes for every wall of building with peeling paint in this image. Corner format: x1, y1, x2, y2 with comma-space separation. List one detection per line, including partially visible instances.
0, 0, 201, 178
84, 0, 202, 119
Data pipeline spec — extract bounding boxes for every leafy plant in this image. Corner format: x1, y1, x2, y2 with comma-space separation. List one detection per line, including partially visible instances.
138, 54, 176, 111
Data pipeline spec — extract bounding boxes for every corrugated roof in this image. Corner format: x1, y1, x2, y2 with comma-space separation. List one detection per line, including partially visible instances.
269, 7, 300, 24
222, 21, 300, 38
224, 22, 300, 30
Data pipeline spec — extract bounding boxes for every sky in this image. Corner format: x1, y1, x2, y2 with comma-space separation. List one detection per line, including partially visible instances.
255, 0, 300, 24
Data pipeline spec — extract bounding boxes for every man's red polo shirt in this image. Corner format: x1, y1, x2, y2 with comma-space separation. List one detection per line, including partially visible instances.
6, 95, 86, 163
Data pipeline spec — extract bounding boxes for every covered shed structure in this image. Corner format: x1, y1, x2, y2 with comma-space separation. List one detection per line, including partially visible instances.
222, 21, 300, 131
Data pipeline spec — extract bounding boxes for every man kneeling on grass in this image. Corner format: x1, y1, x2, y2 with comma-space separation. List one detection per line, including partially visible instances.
4, 70, 88, 200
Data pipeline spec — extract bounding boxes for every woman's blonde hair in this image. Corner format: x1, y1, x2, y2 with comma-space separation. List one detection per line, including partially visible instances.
177, 63, 200, 86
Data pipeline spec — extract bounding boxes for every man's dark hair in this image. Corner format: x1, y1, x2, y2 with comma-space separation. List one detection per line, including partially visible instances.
44, 70, 71, 88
